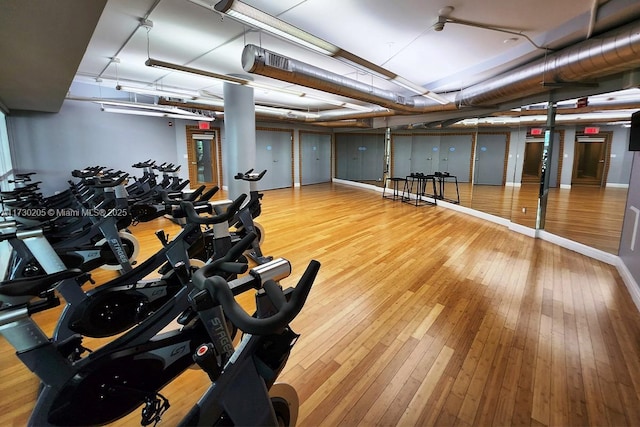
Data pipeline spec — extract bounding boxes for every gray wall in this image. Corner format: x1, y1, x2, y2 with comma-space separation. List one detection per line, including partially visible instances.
506, 127, 526, 185
607, 125, 634, 185
505, 125, 632, 187
619, 152, 640, 287
7, 100, 181, 195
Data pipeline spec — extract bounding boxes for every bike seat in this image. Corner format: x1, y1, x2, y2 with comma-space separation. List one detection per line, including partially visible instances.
0, 269, 84, 297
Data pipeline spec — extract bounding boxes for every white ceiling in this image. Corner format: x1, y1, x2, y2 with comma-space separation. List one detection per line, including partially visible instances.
3, 0, 640, 126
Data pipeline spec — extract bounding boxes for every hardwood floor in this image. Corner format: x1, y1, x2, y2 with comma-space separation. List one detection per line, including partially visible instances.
2, 182, 640, 426
379, 179, 627, 254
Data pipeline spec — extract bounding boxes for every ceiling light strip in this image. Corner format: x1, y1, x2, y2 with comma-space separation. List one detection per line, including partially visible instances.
211, 0, 339, 55
210, 0, 449, 105
147, 58, 373, 112
146, 58, 246, 85
116, 84, 199, 99
101, 107, 215, 121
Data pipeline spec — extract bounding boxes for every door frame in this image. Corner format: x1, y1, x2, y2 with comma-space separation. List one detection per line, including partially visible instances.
256, 126, 295, 189
521, 130, 565, 187
571, 131, 612, 187
299, 130, 332, 185
185, 126, 222, 188
474, 131, 511, 186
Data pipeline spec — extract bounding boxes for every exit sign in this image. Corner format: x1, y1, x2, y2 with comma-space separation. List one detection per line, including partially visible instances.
198, 121, 210, 130
584, 126, 600, 134
530, 128, 544, 135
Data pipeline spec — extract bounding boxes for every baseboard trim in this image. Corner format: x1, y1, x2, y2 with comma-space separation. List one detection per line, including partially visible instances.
616, 259, 640, 313
333, 178, 381, 191
537, 230, 618, 265
606, 183, 630, 188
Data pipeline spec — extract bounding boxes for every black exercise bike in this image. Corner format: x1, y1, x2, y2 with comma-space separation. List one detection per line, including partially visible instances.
0, 233, 320, 426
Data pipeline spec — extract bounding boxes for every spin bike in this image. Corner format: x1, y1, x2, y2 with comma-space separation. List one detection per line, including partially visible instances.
0, 237, 320, 426
54, 195, 250, 341
1, 194, 248, 341
3, 174, 139, 278
225, 169, 273, 264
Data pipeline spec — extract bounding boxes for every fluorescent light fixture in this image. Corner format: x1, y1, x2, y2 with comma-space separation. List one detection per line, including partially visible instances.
246, 81, 304, 97
246, 81, 372, 111
206, 0, 339, 56
95, 100, 208, 118
145, 58, 245, 85
147, 58, 373, 112
193, 97, 225, 107
116, 84, 198, 99
206, 0, 449, 105
254, 104, 320, 119
458, 110, 636, 126
391, 77, 450, 105
101, 107, 215, 121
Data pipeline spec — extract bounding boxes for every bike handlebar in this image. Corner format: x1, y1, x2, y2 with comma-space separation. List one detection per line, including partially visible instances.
201, 259, 320, 335
234, 169, 267, 182
191, 232, 256, 282
15, 172, 37, 179
132, 160, 155, 168
92, 173, 129, 188
180, 194, 246, 225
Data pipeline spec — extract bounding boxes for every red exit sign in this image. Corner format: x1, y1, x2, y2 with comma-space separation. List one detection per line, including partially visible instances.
584, 126, 600, 134
530, 128, 544, 135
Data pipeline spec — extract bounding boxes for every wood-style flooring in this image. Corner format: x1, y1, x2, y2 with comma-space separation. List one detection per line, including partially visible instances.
385, 180, 627, 255
1, 182, 639, 426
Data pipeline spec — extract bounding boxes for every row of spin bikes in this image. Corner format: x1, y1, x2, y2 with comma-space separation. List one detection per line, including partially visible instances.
0, 161, 320, 426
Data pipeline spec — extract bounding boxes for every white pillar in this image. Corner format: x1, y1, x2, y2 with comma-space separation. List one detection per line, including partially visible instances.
223, 77, 255, 201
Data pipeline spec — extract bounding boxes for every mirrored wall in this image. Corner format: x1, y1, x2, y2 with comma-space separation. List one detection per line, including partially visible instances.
335, 89, 637, 255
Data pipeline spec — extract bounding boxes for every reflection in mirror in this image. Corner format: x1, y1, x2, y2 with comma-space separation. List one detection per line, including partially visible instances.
469, 117, 516, 219
543, 109, 634, 254
336, 128, 478, 208
335, 131, 386, 186
505, 110, 547, 229
334, 88, 636, 256
387, 128, 476, 206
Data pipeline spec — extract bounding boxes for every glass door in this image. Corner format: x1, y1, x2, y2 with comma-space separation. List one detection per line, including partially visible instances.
187, 132, 219, 188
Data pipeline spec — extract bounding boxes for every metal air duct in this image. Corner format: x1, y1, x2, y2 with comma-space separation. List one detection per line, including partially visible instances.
456, 19, 640, 106
242, 44, 457, 115
243, 18, 640, 114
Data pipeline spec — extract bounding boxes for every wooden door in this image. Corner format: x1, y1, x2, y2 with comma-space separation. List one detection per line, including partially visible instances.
572, 134, 610, 186
522, 138, 544, 183
186, 130, 220, 189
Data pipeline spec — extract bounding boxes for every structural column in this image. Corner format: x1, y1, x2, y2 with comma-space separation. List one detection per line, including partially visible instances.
223, 77, 255, 201
536, 101, 557, 230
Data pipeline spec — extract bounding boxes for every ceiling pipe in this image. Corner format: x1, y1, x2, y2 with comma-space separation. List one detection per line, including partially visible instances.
242, 44, 458, 115
207, 0, 449, 104
242, 19, 640, 116
457, 18, 640, 107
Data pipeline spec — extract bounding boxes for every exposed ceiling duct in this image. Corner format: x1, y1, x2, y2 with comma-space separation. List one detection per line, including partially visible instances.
242, 44, 458, 115
457, 18, 640, 106
243, 18, 640, 116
